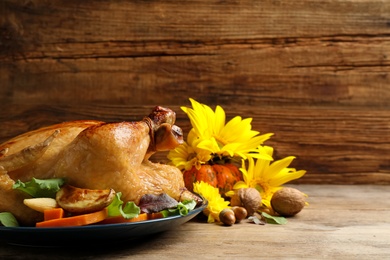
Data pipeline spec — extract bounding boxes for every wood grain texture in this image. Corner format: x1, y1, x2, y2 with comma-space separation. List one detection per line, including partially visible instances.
1, 185, 389, 258
1, 0, 390, 183
0, 103, 389, 184
1, 0, 390, 106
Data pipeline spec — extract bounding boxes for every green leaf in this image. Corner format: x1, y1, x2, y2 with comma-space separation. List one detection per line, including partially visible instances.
161, 200, 197, 217
107, 192, 140, 219
248, 215, 266, 225
182, 199, 197, 212
0, 212, 19, 227
12, 178, 65, 198
120, 201, 140, 219
106, 192, 123, 217
262, 212, 288, 225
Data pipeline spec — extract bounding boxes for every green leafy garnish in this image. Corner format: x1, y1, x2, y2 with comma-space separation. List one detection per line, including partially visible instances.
248, 212, 287, 225
0, 212, 19, 227
107, 192, 140, 219
139, 193, 178, 213
12, 178, 65, 198
262, 212, 288, 225
161, 200, 197, 217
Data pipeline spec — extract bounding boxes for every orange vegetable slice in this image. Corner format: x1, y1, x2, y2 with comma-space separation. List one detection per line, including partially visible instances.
146, 212, 164, 220
36, 208, 108, 228
43, 208, 64, 221
99, 212, 164, 225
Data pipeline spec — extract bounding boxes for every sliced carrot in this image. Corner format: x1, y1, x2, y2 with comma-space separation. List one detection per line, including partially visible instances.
43, 208, 64, 221
147, 212, 164, 220
36, 208, 108, 228
99, 212, 164, 225
99, 213, 148, 224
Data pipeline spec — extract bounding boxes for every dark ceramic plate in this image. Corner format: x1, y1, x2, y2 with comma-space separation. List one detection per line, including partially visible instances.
0, 200, 207, 247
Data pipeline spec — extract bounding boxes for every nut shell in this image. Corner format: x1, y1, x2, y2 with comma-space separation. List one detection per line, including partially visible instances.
231, 206, 248, 223
219, 208, 236, 226
271, 187, 306, 217
230, 188, 261, 216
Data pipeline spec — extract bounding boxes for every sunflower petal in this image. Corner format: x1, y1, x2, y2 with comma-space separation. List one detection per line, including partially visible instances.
270, 170, 307, 187
232, 181, 249, 190
267, 156, 296, 178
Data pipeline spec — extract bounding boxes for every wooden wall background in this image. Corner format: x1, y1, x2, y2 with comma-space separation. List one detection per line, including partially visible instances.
1, 0, 389, 184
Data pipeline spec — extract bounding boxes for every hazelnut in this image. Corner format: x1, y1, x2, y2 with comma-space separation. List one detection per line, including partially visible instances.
219, 208, 236, 226
231, 206, 248, 223
230, 188, 261, 216
271, 187, 306, 217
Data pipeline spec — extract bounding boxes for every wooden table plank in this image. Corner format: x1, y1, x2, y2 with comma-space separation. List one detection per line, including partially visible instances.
1, 0, 390, 107
1, 184, 389, 259
1, 0, 390, 184
1, 103, 389, 184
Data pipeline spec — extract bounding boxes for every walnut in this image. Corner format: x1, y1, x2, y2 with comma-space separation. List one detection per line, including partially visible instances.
271, 187, 306, 217
230, 188, 261, 216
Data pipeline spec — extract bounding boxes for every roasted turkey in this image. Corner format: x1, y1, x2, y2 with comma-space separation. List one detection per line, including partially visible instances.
0, 106, 199, 226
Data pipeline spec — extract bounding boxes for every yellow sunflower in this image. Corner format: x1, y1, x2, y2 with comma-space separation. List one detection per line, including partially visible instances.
232, 146, 306, 210
193, 181, 230, 223
168, 98, 273, 170
167, 130, 212, 170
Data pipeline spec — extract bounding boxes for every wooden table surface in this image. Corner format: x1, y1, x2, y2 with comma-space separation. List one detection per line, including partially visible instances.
0, 184, 389, 259
2, 0, 390, 185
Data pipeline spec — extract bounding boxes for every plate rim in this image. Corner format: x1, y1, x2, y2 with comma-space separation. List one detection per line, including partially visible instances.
0, 201, 206, 232
0, 199, 207, 246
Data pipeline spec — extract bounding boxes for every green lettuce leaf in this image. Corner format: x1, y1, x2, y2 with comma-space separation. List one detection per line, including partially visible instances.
161, 199, 197, 217
107, 192, 140, 219
12, 178, 65, 198
0, 212, 19, 227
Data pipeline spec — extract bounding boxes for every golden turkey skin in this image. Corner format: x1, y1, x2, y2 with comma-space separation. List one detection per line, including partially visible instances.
0, 106, 196, 226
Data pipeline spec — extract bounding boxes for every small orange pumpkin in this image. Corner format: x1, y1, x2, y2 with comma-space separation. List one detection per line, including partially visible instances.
183, 163, 243, 195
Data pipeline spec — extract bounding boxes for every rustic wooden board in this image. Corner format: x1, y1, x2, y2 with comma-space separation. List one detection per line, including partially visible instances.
1, 185, 389, 258
0, 103, 389, 184
1, 0, 390, 106
1, 0, 390, 183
